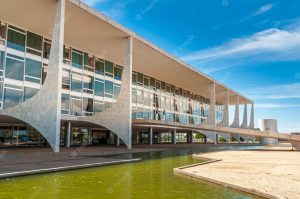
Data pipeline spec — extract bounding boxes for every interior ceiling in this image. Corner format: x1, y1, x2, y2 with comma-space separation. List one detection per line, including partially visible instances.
0, 0, 251, 105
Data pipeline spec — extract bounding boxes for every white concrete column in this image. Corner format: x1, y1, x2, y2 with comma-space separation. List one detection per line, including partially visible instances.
218, 90, 229, 127
230, 95, 240, 128
241, 101, 248, 129
64, 121, 71, 147
148, 127, 153, 145
172, 129, 177, 144
248, 103, 255, 129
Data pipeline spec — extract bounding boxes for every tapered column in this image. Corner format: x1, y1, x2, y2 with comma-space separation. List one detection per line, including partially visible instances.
241, 101, 248, 128
148, 128, 153, 145
64, 122, 71, 147
248, 103, 254, 129
218, 90, 229, 127
230, 95, 240, 128
172, 129, 177, 144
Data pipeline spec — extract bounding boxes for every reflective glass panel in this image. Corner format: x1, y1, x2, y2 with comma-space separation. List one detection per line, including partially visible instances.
95, 60, 104, 75
94, 102, 104, 113
114, 67, 122, 80
7, 29, 25, 51
72, 50, 83, 69
70, 97, 82, 116
27, 32, 42, 51
25, 58, 41, 83
105, 80, 113, 95
5, 57, 24, 81
71, 73, 82, 92
0, 51, 4, 71
94, 81, 104, 97
3, 87, 23, 109
105, 61, 113, 77
61, 93, 70, 113
83, 97, 93, 113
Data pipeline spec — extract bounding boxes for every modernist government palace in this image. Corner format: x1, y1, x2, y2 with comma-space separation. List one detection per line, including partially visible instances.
0, 0, 266, 152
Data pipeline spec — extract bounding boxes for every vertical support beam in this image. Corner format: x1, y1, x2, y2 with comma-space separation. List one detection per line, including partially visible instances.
64, 122, 71, 147
248, 102, 254, 129
116, 136, 120, 146
50, 0, 65, 152
189, 131, 194, 143
241, 101, 248, 128
218, 90, 229, 127
126, 36, 133, 149
172, 129, 177, 144
148, 127, 153, 145
230, 95, 240, 128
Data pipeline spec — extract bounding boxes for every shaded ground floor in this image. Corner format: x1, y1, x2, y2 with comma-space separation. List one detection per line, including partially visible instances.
0, 121, 258, 148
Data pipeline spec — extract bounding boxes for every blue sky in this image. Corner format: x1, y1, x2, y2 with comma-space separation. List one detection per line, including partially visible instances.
82, 0, 300, 133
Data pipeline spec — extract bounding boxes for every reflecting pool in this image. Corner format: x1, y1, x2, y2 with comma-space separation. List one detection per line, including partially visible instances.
0, 147, 262, 199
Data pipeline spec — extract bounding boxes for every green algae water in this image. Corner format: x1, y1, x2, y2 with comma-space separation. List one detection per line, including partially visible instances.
0, 148, 261, 199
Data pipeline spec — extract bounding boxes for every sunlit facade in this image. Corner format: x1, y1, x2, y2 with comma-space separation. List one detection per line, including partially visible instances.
0, 0, 253, 151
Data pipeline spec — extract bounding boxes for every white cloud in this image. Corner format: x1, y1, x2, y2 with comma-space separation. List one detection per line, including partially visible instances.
245, 83, 300, 100
255, 103, 300, 108
82, 0, 105, 6
253, 4, 273, 16
181, 23, 300, 73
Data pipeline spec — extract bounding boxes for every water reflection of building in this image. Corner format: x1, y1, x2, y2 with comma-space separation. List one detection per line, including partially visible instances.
0, 0, 254, 152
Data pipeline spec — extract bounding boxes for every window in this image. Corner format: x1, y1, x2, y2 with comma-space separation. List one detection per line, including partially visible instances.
95, 59, 104, 75
105, 80, 113, 98
0, 80, 3, 108
25, 58, 41, 84
132, 72, 137, 85
63, 46, 71, 64
114, 66, 122, 80
0, 22, 7, 41
72, 49, 83, 69
105, 61, 113, 77
83, 97, 93, 115
137, 73, 143, 85
43, 41, 51, 59
7, 28, 25, 52
83, 75, 93, 94
5, 55, 24, 81
132, 89, 137, 104
3, 85, 23, 109
0, 51, 4, 76
70, 96, 82, 116
94, 80, 104, 97
23, 87, 38, 101
62, 69, 70, 90
26, 32, 42, 55
71, 73, 82, 92
61, 93, 70, 114
150, 77, 155, 88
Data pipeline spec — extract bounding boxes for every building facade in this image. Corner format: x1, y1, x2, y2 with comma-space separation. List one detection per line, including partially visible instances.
0, 0, 254, 152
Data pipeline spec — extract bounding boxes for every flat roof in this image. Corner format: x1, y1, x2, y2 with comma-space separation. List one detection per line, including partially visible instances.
0, 0, 252, 104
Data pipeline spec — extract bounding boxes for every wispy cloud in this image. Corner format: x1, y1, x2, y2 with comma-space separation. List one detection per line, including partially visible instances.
182, 21, 300, 73
245, 83, 300, 100
253, 4, 273, 16
255, 103, 300, 108
82, 0, 105, 7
